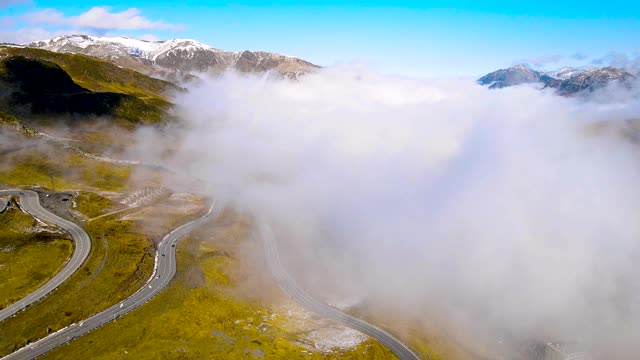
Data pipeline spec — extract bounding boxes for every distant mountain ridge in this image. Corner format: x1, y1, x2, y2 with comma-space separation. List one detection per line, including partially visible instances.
477, 64, 543, 89
554, 66, 635, 96
478, 64, 636, 96
26, 35, 320, 81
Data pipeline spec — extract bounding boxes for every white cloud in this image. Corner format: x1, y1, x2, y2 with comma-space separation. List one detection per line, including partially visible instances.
0, 0, 30, 8
22, 6, 183, 31
593, 52, 640, 71
517, 54, 563, 67
0, 16, 16, 28
571, 52, 588, 61
0, 27, 69, 44
22, 8, 65, 26
130, 68, 640, 358
137, 33, 160, 41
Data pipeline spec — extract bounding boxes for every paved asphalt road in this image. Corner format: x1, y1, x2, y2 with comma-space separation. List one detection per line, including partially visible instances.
2, 194, 419, 359
259, 222, 424, 360
0, 190, 91, 323
1, 201, 220, 360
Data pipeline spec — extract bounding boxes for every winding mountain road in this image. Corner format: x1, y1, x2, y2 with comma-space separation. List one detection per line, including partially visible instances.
0, 190, 91, 323
1, 189, 420, 359
259, 222, 423, 360
1, 201, 221, 360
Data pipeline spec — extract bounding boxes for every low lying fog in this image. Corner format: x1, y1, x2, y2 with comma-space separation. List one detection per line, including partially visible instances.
140, 67, 640, 357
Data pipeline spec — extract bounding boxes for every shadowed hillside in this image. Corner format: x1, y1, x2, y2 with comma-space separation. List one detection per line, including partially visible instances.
0, 47, 181, 123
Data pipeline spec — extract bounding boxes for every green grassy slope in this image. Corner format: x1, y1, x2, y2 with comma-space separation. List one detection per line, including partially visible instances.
0, 47, 181, 124
0, 112, 37, 136
0, 147, 132, 192
0, 212, 155, 357
0, 112, 136, 192
74, 192, 116, 218
44, 213, 396, 360
0, 206, 73, 311
0, 118, 170, 357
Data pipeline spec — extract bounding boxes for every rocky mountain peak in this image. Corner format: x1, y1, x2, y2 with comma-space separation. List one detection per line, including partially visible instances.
478, 64, 636, 96
26, 34, 320, 81
477, 64, 542, 89
554, 66, 635, 96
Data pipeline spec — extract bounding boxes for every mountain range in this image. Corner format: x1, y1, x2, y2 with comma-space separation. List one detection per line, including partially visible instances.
18, 35, 637, 98
478, 64, 636, 96
2, 33, 637, 126
25, 35, 320, 81
0, 34, 322, 123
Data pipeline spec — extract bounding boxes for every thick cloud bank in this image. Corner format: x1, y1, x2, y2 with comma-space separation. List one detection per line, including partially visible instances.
162, 68, 640, 357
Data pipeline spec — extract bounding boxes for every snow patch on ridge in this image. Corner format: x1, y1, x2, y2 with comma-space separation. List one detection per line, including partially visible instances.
29, 35, 217, 61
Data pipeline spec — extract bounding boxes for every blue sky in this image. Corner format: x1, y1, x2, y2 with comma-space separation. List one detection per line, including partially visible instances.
1, 0, 639, 76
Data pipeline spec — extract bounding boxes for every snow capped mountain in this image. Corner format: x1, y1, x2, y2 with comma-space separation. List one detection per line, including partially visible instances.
554, 67, 635, 96
32, 35, 160, 53
27, 34, 319, 80
477, 63, 543, 89
479, 64, 635, 96
547, 66, 588, 80
29, 35, 202, 60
